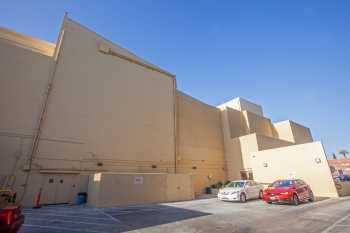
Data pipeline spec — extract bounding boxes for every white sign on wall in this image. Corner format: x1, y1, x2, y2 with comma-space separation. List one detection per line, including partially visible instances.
134, 176, 144, 185
288, 171, 296, 179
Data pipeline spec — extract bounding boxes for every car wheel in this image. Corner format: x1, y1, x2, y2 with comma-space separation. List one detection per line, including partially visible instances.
240, 193, 247, 203
267, 201, 272, 204
292, 194, 299, 206
259, 190, 263, 199
309, 191, 314, 202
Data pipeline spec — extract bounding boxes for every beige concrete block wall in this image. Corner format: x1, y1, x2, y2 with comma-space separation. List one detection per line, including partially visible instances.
166, 173, 195, 201
251, 142, 338, 197
176, 92, 226, 195
88, 173, 194, 207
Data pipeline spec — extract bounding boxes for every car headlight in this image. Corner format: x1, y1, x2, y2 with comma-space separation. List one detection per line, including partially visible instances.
230, 191, 238, 195
280, 192, 289, 195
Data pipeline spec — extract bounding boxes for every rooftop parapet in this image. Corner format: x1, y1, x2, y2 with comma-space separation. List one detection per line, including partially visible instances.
218, 97, 263, 117
0, 26, 56, 56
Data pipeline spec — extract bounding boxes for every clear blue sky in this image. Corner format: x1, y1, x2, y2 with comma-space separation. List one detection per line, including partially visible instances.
1, 1, 349, 156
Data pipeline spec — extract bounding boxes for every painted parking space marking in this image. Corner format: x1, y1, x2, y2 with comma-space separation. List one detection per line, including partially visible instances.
23, 210, 107, 218
25, 216, 114, 226
22, 224, 108, 233
24, 212, 113, 220
94, 208, 124, 223
21, 205, 130, 233
321, 213, 350, 233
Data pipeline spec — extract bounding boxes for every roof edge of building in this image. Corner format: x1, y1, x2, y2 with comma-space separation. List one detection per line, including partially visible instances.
0, 26, 56, 56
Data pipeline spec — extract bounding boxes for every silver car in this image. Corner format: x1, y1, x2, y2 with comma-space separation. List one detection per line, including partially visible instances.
217, 180, 264, 202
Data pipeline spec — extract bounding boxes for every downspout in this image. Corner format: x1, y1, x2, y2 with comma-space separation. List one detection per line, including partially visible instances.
173, 77, 178, 173
19, 13, 68, 202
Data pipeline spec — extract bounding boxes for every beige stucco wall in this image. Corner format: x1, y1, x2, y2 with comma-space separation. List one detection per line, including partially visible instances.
35, 18, 176, 174
290, 121, 313, 144
0, 16, 330, 206
0, 38, 54, 136
0, 17, 176, 206
251, 142, 338, 197
13, 172, 89, 206
243, 111, 274, 138
218, 97, 263, 116
273, 120, 313, 144
220, 104, 294, 180
88, 173, 194, 207
0, 34, 55, 205
256, 134, 294, 151
224, 133, 294, 179
220, 109, 244, 180
225, 108, 249, 139
176, 92, 226, 195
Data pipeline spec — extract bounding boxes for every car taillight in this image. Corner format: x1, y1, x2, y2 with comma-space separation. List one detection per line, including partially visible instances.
0, 209, 14, 225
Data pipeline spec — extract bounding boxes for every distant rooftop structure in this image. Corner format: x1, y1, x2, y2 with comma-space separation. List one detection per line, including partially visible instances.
217, 97, 263, 116
0, 26, 56, 56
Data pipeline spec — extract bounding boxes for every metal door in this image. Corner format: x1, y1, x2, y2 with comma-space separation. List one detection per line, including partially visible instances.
40, 176, 56, 204
55, 175, 75, 204
41, 174, 77, 204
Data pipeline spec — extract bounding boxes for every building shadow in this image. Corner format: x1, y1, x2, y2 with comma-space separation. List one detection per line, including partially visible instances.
102, 203, 211, 232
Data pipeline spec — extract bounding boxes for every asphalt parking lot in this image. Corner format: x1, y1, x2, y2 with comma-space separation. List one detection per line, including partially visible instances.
19, 196, 350, 233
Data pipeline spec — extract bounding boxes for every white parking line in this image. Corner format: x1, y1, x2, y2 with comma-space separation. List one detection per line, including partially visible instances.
94, 209, 143, 233
24, 212, 113, 220
94, 208, 123, 223
26, 216, 115, 226
23, 224, 109, 233
23, 209, 105, 218
321, 213, 350, 233
24, 208, 100, 214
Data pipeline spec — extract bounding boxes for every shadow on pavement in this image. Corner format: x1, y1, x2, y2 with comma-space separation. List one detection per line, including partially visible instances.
103, 203, 211, 232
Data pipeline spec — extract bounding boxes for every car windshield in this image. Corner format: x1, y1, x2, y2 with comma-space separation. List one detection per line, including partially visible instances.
271, 180, 294, 188
226, 181, 245, 188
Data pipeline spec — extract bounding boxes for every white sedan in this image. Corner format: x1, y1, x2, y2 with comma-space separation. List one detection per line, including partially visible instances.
217, 180, 264, 202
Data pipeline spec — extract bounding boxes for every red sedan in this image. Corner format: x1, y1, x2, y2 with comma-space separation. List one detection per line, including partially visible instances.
263, 179, 314, 205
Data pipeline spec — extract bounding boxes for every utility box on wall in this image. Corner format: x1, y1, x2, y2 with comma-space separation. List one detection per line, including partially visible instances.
87, 172, 194, 207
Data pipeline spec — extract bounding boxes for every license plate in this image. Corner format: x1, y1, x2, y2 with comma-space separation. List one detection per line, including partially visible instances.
270, 196, 276, 200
